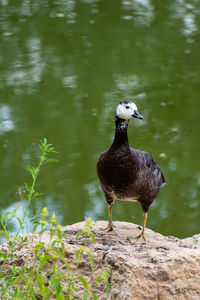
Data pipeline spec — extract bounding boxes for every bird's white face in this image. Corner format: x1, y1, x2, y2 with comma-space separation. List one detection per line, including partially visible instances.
116, 101, 143, 120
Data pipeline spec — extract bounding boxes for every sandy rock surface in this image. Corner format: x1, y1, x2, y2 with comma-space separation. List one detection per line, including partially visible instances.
1, 221, 200, 300
62, 221, 200, 300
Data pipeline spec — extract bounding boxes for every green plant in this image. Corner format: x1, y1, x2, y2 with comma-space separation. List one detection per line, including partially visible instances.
0, 139, 110, 299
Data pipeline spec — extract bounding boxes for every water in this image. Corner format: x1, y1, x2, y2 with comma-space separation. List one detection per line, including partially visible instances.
0, 0, 200, 239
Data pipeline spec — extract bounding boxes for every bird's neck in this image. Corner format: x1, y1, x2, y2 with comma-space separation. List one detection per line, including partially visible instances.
111, 116, 129, 148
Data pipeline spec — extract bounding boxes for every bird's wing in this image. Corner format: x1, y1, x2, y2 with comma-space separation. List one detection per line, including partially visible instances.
130, 148, 166, 186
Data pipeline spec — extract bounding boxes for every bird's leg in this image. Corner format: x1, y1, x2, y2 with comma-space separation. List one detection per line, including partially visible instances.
102, 204, 114, 232
108, 204, 114, 231
128, 212, 147, 244
136, 212, 147, 243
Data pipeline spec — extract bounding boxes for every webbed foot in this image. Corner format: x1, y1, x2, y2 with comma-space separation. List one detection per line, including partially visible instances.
128, 232, 146, 244
97, 223, 115, 235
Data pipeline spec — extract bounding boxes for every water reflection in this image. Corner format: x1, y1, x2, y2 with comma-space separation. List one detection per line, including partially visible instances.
183, 13, 197, 37
171, 0, 199, 41
0, 0, 200, 239
84, 181, 104, 219
5, 37, 44, 92
63, 75, 77, 88
0, 105, 15, 134
122, 0, 154, 25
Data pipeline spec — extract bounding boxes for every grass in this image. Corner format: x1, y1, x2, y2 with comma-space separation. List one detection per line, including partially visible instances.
0, 139, 110, 299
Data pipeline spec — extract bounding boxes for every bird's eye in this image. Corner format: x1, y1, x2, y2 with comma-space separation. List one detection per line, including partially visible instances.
125, 106, 130, 109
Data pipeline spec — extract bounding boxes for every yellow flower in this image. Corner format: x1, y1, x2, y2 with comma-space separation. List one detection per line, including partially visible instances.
39, 220, 47, 226
41, 207, 48, 217
50, 214, 57, 224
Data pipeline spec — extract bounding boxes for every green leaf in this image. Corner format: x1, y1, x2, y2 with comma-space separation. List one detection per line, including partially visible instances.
83, 291, 89, 300
90, 232, 95, 244
39, 228, 48, 236
106, 281, 110, 294
0, 250, 8, 259
86, 251, 94, 269
16, 217, 23, 229
93, 294, 98, 300
61, 242, 65, 255
62, 257, 70, 275
32, 223, 40, 234
1, 211, 12, 221
52, 248, 63, 259
22, 236, 28, 242
75, 231, 83, 240
46, 158, 58, 164
41, 254, 53, 268
30, 208, 41, 221
56, 281, 62, 296
75, 249, 81, 267
0, 230, 10, 240
51, 248, 70, 274
77, 276, 89, 290
13, 274, 24, 285
51, 240, 57, 247
34, 241, 45, 257
57, 293, 65, 300
61, 232, 68, 239
41, 285, 51, 297
36, 273, 44, 289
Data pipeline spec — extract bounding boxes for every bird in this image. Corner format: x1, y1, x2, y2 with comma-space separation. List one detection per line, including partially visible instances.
96, 100, 166, 242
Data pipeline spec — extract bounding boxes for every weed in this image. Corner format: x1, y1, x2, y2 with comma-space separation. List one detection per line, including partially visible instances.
0, 139, 110, 299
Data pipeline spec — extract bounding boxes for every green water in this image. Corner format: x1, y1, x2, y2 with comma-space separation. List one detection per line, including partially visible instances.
0, 0, 199, 239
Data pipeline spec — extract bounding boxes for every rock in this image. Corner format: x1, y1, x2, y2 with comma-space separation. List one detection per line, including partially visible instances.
63, 221, 200, 300
1, 221, 200, 299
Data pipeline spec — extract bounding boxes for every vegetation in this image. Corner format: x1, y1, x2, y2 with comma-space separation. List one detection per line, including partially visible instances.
0, 139, 109, 299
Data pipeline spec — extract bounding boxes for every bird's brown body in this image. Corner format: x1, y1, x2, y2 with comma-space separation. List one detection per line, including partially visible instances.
96, 101, 166, 241
97, 147, 165, 212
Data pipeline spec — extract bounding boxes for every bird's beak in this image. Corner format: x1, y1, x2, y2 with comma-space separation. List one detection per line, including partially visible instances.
132, 110, 143, 120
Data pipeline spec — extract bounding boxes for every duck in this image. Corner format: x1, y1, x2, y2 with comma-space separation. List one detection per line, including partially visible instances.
96, 100, 166, 242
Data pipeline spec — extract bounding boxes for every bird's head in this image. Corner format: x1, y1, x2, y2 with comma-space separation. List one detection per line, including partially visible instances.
116, 101, 143, 121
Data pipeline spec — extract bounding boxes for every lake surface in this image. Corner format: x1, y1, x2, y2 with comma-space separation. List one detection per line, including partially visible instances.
0, 0, 200, 239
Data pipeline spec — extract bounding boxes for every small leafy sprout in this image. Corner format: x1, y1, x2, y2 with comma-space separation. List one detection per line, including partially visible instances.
20, 138, 58, 234
76, 217, 95, 245
96, 270, 110, 295
75, 218, 95, 272
75, 245, 94, 270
